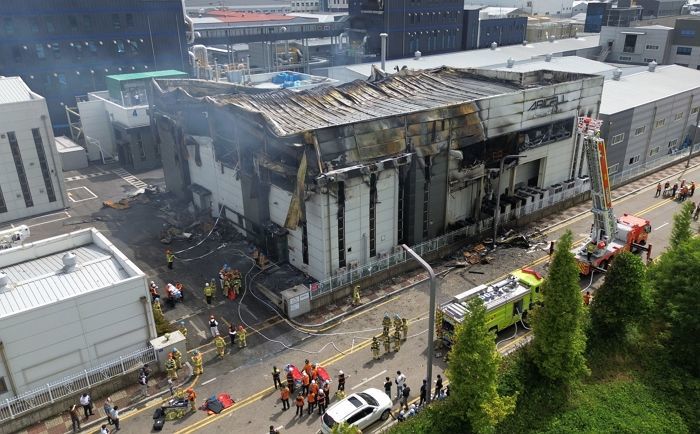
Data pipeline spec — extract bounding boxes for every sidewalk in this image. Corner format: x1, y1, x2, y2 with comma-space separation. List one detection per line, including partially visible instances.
12, 154, 700, 434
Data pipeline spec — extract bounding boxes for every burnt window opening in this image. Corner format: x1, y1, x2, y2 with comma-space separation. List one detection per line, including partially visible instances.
0, 184, 7, 213
337, 181, 346, 268
301, 220, 309, 265
369, 173, 377, 258
7, 132, 33, 208
32, 128, 56, 203
397, 172, 405, 244
422, 157, 431, 239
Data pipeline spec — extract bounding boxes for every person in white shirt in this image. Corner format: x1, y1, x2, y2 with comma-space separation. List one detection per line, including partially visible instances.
79, 393, 93, 419
395, 371, 407, 400
100, 424, 110, 434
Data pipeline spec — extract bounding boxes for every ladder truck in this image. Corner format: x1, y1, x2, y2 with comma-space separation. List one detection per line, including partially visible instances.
574, 117, 652, 275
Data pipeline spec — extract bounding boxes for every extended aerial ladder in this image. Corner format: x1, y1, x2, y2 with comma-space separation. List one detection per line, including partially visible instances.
573, 117, 652, 275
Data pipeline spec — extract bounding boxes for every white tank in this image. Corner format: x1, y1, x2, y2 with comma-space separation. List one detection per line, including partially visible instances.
192, 45, 209, 67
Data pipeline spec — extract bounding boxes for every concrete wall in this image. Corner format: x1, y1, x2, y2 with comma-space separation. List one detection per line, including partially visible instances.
0, 97, 67, 224
668, 45, 700, 69
77, 99, 115, 161
600, 26, 672, 64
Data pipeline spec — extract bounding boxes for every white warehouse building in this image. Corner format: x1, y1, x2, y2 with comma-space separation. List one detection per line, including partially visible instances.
0, 77, 68, 224
0, 228, 155, 400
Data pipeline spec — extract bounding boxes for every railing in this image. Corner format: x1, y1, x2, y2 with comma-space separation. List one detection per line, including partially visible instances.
308, 145, 699, 300
0, 346, 156, 422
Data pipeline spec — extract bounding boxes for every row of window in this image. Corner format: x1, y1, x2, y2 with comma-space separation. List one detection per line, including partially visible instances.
610, 110, 693, 146
677, 46, 693, 56
10, 39, 145, 63
408, 10, 460, 25
2, 13, 136, 36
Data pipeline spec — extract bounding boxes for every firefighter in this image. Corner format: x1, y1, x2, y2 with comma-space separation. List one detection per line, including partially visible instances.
583, 291, 593, 306
586, 242, 596, 262
171, 347, 183, 370
232, 270, 241, 298
393, 315, 402, 335
149, 281, 160, 302
186, 388, 197, 412
382, 314, 392, 336
166, 249, 174, 269
303, 359, 313, 378
352, 285, 361, 306
179, 321, 188, 339
393, 329, 401, 352
191, 350, 203, 376
383, 333, 391, 354
237, 325, 247, 348
165, 354, 177, 381
370, 336, 380, 360
204, 282, 214, 305
214, 335, 226, 359
401, 318, 408, 341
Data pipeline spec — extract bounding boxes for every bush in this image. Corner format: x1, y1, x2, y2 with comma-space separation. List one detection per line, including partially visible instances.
152, 303, 173, 336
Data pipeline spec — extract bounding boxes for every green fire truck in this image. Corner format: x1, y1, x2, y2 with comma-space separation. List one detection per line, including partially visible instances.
439, 268, 544, 346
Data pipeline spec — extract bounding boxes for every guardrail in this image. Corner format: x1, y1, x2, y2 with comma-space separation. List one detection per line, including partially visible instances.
308, 145, 699, 300
0, 346, 156, 422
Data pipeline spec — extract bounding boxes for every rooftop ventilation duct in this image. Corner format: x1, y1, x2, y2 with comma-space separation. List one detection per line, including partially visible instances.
648, 61, 657, 72
380, 33, 388, 72
522, 40, 528, 46
414, 50, 422, 60
549, 35, 556, 42
62, 252, 78, 272
545, 53, 553, 62
490, 42, 498, 50
0, 272, 9, 290
612, 68, 622, 80
506, 58, 515, 68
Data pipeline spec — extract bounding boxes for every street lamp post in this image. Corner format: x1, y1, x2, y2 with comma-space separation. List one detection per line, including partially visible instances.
401, 244, 436, 405
492, 154, 526, 249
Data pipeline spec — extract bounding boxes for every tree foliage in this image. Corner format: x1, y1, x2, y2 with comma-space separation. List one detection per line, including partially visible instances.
648, 237, 700, 376
330, 421, 362, 434
589, 251, 650, 346
669, 200, 694, 247
152, 304, 173, 336
530, 230, 589, 385
446, 298, 516, 434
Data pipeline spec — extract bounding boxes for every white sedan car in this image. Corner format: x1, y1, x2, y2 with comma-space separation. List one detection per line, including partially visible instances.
320, 388, 393, 433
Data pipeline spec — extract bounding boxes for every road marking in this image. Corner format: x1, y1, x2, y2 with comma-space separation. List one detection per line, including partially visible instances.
351, 369, 387, 391
243, 304, 260, 322
201, 377, 217, 386
66, 186, 98, 203
112, 168, 148, 189
656, 222, 669, 230
64, 171, 111, 182
25, 211, 72, 228
190, 320, 207, 340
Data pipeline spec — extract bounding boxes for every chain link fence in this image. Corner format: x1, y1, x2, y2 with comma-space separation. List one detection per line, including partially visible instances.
0, 346, 156, 422
308, 147, 698, 300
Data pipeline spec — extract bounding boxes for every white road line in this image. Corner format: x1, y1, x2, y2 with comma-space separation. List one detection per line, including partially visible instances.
190, 320, 207, 339
27, 215, 71, 228
243, 304, 260, 322
656, 222, 669, 230
351, 369, 387, 391
201, 377, 217, 386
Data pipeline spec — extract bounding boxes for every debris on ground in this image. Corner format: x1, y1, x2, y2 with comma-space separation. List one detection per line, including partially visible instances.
498, 233, 531, 249
102, 198, 130, 209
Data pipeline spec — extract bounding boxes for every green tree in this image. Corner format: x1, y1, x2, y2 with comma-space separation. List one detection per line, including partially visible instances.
330, 421, 362, 434
589, 251, 650, 346
531, 230, 589, 386
446, 298, 516, 434
669, 201, 694, 247
649, 237, 700, 376
152, 303, 173, 336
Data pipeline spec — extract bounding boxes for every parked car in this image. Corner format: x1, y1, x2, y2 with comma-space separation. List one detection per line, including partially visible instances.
320, 388, 393, 433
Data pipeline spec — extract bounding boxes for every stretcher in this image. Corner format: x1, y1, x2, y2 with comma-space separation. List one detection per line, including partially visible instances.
316, 366, 331, 384
285, 364, 303, 389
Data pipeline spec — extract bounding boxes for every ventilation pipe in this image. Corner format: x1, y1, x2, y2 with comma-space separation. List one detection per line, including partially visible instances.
549, 35, 556, 42
182, 0, 195, 44
62, 252, 78, 272
414, 50, 422, 60
545, 53, 553, 62
490, 42, 498, 50
612, 68, 622, 80
522, 40, 528, 46
0, 272, 9, 290
648, 60, 657, 72
380, 33, 388, 72
506, 57, 515, 68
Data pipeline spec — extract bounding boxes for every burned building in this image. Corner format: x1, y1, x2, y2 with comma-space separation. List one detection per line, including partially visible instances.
150, 68, 603, 281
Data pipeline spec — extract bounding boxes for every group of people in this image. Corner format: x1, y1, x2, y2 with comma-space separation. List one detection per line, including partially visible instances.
68, 393, 120, 433
218, 265, 242, 300
656, 180, 696, 201
370, 314, 409, 358
273, 359, 340, 419
149, 280, 184, 309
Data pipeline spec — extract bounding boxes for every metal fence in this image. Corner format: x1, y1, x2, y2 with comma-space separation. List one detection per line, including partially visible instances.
0, 346, 156, 422
308, 146, 699, 300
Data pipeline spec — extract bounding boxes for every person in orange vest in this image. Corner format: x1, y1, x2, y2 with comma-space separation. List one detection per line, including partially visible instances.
303, 359, 312, 378
306, 390, 316, 415
301, 371, 310, 396
280, 385, 290, 411
583, 291, 593, 306
310, 379, 319, 396
311, 364, 318, 382
186, 388, 197, 412
295, 393, 305, 418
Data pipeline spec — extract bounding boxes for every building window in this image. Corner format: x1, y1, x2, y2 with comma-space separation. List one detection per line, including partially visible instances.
126, 13, 135, 27
337, 182, 346, 268
649, 146, 660, 157
83, 15, 92, 30
369, 173, 377, 258
654, 118, 665, 129
51, 42, 61, 59
7, 132, 34, 208
608, 163, 619, 174
643, 58, 656, 63
3, 17, 14, 35
634, 126, 646, 136
45, 17, 55, 33
32, 128, 57, 203
692, 106, 700, 115
674, 112, 684, 121
619, 56, 632, 61
679, 29, 696, 37
611, 133, 625, 145
0, 183, 6, 213
677, 46, 692, 55
669, 138, 679, 148
12, 46, 22, 63
645, 44, 659, 50
68, 15, 78, 32
628, 155, 640, 165
112, 14, 122, 30
0, 377, 8, 393
30, 18, 39, 33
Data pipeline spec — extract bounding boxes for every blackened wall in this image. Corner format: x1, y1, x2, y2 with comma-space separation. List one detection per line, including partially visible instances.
0, 0, 190, 133
462, 9, 480, 50
477, 17, 527, 49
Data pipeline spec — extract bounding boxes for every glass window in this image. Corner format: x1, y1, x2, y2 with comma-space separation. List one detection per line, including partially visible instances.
30, 18, 40, 33
31, 128, 56, 203
83, 15, 92, 30
87, 41, 98, 55
126, 13, 134, 27
46, 17, 55, 33
12, 46, 22, 62
69, 15, 78, 31
611, 133, 624, 145
7, 131, 34, 208
608, 163, 619, 174
3, 17, 14, 35
51, 42, 61, 59
628, 155, 640, 165
675, 112, 684, 121
128, 40, 139, 55
654, 118, 665, 129
112, 14, 121, 30
677, 46, 692, 55
680, 29, 696, 37
634, 126, 646, 136
115, 40, 125, 54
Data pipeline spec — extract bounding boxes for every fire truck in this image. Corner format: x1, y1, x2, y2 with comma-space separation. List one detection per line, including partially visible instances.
573, 117, 652, 275
439, 268, 544, 346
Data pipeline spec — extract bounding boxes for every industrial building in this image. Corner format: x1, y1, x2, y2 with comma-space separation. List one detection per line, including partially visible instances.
152, 67, 603, 281
466, 0, 574, 16
0, 0, 192, 133
463, 6, 528, 50
0, 77, 67, 225
0, 228, 154, 400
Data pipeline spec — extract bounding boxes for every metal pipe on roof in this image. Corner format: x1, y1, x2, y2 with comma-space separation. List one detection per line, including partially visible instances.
380, 33, 388, 72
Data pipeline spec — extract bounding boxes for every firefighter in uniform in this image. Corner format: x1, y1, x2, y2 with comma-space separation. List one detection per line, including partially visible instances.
214, 335, 226, 359
393, 315, 402, 335
383, 333, 391, 354
186, 388, 197, 412
401, 318, 408, 341
382, 314, 392, 336
371, 336, 380, 360
171, 348, 183, 370
179, 321, 188, 339
165, 354, 178, 381
393, 328, 401, 352
237, 325, 247, 348
352, 285, 361, 306
191, 350, 203, 376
